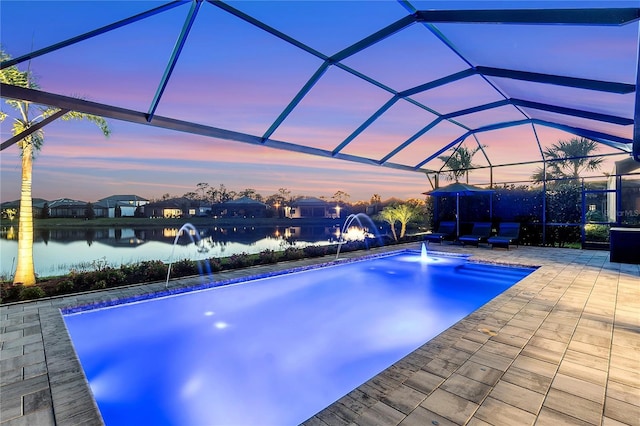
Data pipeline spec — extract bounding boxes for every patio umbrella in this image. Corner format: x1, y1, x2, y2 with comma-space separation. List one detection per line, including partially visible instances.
424, 182, 495, 238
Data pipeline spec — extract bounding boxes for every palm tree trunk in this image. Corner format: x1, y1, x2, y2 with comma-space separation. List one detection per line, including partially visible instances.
389, 222, 398, 241
13, 142, 36, 285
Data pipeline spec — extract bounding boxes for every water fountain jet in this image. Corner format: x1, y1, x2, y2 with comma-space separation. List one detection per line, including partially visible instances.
165, 223, 210, 288
335, 213, 382, 260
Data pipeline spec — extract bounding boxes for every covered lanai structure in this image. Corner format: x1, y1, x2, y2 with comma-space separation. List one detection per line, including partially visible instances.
1, 1, 639, 176
1, 1, 639, 426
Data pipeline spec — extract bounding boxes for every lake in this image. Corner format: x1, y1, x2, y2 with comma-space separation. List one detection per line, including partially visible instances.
0, 224, 344, 278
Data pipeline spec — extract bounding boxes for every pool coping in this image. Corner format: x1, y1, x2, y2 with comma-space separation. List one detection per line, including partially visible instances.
1, 243, 638, 425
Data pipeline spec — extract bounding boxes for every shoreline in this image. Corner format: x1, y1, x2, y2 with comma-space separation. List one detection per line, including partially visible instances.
2, 216, 350, 229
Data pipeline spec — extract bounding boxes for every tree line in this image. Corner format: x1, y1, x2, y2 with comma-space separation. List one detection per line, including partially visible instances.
155, 183, 368, 207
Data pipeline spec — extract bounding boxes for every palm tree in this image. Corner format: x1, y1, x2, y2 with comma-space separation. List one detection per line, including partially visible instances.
377, 203, 419, 240
390, 204, 418, 239
1, 50, 110, 285
438, 145, 485, 183
377, 208, 398, 241
531, 137, 604, 183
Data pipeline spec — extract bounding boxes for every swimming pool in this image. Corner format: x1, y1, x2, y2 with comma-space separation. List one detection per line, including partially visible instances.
63, 250, 535, 425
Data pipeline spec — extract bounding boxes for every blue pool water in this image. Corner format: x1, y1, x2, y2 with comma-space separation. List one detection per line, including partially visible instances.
63, 251, 535, 426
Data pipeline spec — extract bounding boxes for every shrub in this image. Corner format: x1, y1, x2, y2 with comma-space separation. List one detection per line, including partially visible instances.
206, 257, 223, 272
89, 268, 127, 287
141, 260, 168, 281
339, 240, 365, 253
70, 270, 91, 291
91, 280, 107, 291
227, 253, 253, 269
585, 224, 609, 242
1, 283, 23, 303
55, 280, 75, 295
120, 263, 147, 283
107, 269, 127, 286
19, 286, 46, 301
258, 249, 278, 264
170, 259, 199, 277
303, 245, 327, 257
282, 247, 304, 261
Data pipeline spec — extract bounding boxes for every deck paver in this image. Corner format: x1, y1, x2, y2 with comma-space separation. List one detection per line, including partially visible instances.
488, 380, 545, 414
439, 373, 492, 404
1, 244, 639, 426
420, 389, 478, 425
604, 396, 640, 425
472, 396, 537, 426
536, 407, 594, 425
398, 406, 458, 426
550, 373, 606, 404
543, 388, 603, 425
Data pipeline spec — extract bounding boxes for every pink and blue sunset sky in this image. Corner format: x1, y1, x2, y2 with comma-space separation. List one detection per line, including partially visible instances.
1, 1, 635, 203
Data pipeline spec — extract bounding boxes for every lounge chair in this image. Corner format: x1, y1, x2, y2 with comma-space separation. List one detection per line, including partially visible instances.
488, 222, 520, 249
458, 222, 492, 247
424, 221, 456, 244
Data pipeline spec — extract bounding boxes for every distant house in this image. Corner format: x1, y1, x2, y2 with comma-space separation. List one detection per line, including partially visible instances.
1, 198, 48, 219
90, 202, 109, 218
48, 198, 88, 218
284, 197, 341, 219
144, 198, 210, 218
215, 196, 268, 218
97, 195, 149, 218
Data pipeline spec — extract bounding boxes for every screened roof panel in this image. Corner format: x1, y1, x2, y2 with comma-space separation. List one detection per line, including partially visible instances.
341, 24, 470, 91
269, 66, 392, 152
226, 0, 409, 55
489, 77, 635, 120
388, 120, 469, 167
436, 21, 639, 83
408, 1, 639, 11
10, 5, 186, 112
453, 105, 527, 130
340, 99, 440, 161
522, 108, 633, 142
153, 4, 323, 135
409, 74, 507, 116
0, 1, 167, 58
1, 0, 638, 186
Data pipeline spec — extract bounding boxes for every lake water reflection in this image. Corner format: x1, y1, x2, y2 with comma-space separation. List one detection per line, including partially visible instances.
0, 225, 340, 278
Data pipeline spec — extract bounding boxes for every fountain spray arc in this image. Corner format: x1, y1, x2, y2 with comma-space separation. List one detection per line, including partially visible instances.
165, 223, 212, 288
335, 213, 383, 260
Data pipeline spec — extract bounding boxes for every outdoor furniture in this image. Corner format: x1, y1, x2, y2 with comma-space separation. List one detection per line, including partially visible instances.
488, 222, 520, 249
424, 221, 456, 244
458, 222, 492, 247
425, 183, 495, 240
610, 227, 640, 264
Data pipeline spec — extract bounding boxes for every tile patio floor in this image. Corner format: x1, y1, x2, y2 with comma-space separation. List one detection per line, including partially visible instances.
1, 244, 638, 425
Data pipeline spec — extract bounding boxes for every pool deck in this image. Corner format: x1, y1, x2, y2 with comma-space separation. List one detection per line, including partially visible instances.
1, 244, 638, 426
